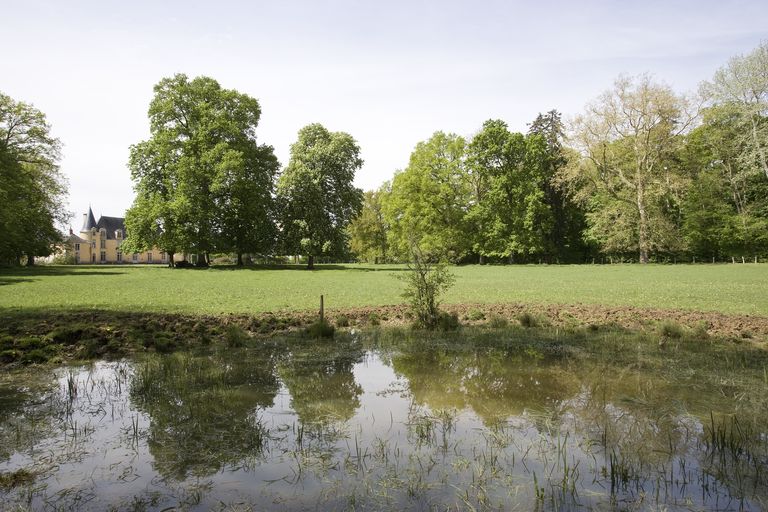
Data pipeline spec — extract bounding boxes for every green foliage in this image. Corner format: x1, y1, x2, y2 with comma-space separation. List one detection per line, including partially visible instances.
659, 320, 684, 339
348, 186, 389, 263
0, 92, 68, 266
277, 124, 364, 269
564, 74, 694, 263
384, 132, 470, 262
517, 312, 539, 328
124, 74, 279, 265
335, 315, 350, 328
399, 249, 456, 330
467, 309, 485, 321
487, 314, 508, 328
306, 319, 335, 338
224, 324, 249, 348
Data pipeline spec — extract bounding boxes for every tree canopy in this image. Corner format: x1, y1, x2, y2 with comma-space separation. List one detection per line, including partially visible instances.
276, 124, 364, 269
123, 74, 279, 266
0, 92, 68, 266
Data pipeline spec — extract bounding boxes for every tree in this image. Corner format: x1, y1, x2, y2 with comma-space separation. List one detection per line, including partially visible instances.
528, 110, 590, 262
212, 144, 280, 265
0, 92, 68, 266
124, 74, 278, 266
465, 121, 553, 262
564, 74, 696, 263
701, 41, 768, 180
384, 132, 470, 262
681, 105, 768, 259
276, 123, 363, 270
348, 185, 389, 263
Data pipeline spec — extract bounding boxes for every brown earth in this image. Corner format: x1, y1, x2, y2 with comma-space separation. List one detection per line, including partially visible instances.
1, 301, 766, 367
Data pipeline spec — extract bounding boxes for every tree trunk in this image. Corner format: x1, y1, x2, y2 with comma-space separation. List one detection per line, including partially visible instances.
479, 254, 485, 265
637, 187, 650, 264
237, 252, 243, 266
307, 254, 315, 270
168, 251, 175, 268
25, 254, 34, 266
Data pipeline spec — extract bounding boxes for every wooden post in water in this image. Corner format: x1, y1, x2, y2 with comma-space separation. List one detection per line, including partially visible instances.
320, 295, 324, 324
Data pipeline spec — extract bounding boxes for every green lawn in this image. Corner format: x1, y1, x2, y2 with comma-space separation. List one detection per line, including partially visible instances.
0, 263, 766, 316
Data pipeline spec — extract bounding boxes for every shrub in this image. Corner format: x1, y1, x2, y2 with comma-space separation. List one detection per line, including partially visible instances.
487, 314, 508, 328
336, 315, 350, 327
367, 313, 381, 326
437, 312, 460, 331
399, 249, 455, 330
224, 325, 249, 348
306, 319, 335, 338
659, 320, 684, 339
467, 309, 485, 321
518, 312, 538, 328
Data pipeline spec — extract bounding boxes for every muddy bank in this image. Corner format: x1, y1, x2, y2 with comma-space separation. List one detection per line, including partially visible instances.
1, 302, 765, 366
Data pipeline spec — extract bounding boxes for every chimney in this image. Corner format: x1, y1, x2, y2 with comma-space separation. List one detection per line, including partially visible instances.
69, 226, 73, 235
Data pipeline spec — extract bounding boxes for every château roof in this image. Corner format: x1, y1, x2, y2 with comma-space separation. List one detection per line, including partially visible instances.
81, 206, 97, 232
80, 207, 126, 240
95, 216, 126, 240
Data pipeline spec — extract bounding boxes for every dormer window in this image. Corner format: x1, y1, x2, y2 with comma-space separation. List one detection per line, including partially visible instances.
99, 228, 106, 237
116, 230, 123, 239
91, 228, 96, 236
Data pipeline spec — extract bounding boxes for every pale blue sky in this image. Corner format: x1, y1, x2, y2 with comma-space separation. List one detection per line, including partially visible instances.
3, 0, 766, 225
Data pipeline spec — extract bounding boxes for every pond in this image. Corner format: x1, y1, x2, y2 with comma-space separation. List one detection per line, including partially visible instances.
1, 328, 767, 511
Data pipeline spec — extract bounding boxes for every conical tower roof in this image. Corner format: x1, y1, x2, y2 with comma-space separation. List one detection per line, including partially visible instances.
81, 206, 97, 232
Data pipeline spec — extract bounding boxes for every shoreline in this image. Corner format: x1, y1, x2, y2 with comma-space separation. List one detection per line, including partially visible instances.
2, 302, 766, 367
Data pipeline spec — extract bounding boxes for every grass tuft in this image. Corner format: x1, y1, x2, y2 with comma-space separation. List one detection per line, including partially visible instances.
306, 319, 335, 338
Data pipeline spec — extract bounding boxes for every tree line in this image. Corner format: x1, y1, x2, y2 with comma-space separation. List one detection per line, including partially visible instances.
351, 43, 768, 264
1, 43, 765, 267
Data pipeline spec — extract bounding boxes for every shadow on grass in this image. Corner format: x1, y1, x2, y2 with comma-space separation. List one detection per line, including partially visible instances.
205, 264, 409, 272
0, 267, 129, 287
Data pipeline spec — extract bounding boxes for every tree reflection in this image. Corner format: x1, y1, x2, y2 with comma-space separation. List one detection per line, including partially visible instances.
391, 347, 578, 425
277, 338, 365, 431
130, 350, 279, 480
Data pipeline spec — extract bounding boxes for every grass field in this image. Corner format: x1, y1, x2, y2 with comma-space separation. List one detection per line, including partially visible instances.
1, 263, 766, 316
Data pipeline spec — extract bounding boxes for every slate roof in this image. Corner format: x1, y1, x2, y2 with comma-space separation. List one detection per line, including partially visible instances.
95, 216, 126, 240
81, 206, 97, 231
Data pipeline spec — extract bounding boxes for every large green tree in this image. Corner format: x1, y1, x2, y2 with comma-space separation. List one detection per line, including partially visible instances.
564, 74, 695, 263
465, 121, 553, 262
276, 123, 363, 269
384, 132, 469, 262
701, 42, 768, 180
0, 92, 68, 266
528, 110, 590, 262
124, 74, 278, 266
348, 185, 389, 263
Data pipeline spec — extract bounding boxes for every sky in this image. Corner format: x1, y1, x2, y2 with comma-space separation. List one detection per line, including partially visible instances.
3, 0, 767, 228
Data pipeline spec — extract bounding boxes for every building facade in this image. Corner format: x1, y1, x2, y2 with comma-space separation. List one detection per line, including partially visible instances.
68, 207, 167, 264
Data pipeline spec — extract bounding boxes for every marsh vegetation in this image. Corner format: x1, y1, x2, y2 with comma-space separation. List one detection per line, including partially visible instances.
1, 324, 767, 511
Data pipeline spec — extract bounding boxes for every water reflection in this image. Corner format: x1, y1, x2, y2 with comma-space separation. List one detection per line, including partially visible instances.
130, 350, 280, 479
0, 334, 766, 511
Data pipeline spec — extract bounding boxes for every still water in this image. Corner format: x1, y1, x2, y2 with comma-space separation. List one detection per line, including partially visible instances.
1, 331, 766, 511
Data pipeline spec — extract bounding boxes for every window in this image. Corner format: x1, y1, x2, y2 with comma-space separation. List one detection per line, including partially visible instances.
132, 253, 138, 263
100, 239, 106, 249
92, 241, 96, 248
100, 251, 106, 262
91, 228, 96, 236
147, 252, 153, 263
161, 252, 167, 262
116, 251, 122, 263
116, 230, 123, 239
99, 228, 106, 237
75, 243, 80, 251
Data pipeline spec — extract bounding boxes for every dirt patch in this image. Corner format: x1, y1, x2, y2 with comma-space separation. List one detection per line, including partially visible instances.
1, 302, 765, 367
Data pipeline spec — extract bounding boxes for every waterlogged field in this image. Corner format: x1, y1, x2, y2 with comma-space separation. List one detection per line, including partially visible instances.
1, 328, 767, 511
